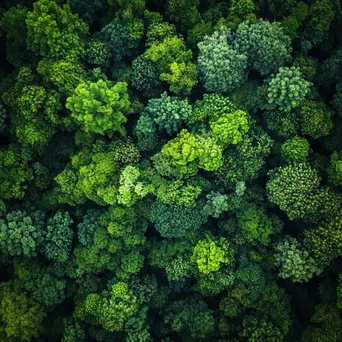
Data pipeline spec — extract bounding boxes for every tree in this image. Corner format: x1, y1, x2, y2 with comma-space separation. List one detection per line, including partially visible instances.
192, 93, 238, 124
304, 215, 342, 266
14, 259, 67, 307
99, 23, 132, 62
236, 204, 279, 245
145, 36, 198, 95
234, 19, 292, 76
216, 126, 273, 184
62, 317, 85, 342
157, 129, 223, 178
37, 58, 86, 96
66, 80, 131, 136
281, 136, 310, 163
209, 109, 249, 146
85, 281, 139, 332
280, 2, 309, 39
42, 211, 74, 262
328, 152, 342, 185
136, 92, 193, 136
0, 144, 33, 200
74, 227, 119, 274
262, 66, 312, 113
197, 28, 248, 93
150, 200, 206, 238
303, 0, 335, 46
117, 165, 153, 207
131, 55, 160, 94
241, 315, 284, 342
331, 83, 342, 117
275, 236, 321, 282
68, 0, 106, 25
0, 5, 30, 68
299, 100, 334, 139
163, 297, 215, 339
26, 0, 88, 59
202, 192, 229, 218
10, 85, 61, 148
266, 163, 321, 221
0, 209, 45, 257
0, 282, 46, 342
77, 209, 103, 246
54, 140, 139, 206
156, 179, 202, 207
191, 236, 231, 274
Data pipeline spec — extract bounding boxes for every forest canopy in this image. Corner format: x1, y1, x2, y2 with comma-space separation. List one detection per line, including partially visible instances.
0, 0, 342, 341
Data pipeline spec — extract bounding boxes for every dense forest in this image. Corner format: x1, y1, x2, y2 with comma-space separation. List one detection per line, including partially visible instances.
0, 0, 342, 341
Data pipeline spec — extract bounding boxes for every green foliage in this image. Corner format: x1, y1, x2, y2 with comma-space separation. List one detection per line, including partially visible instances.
267, 163, 321, 221
100, 23, 132, 62
241, 315, 284, 341
234, 19, 292, 76
0, 104, 6, 132
280, 2, 309, 39
55, 140, 139, 206
0, 209, 45, 257
117, 165, 152, 206
304, 0, 335, 46
166, 0, 201, 28
304, 215, 342, 266
264, 109, 300, 139
136, 92, 192, 136
0, 0, 341, 340
62, 318, 85, 342
197, 28, 248, 93
84, 39, 111, 67
158, 129, 223, 178
293, 56, 318, 81
150, 200, 206, 238
85, 281, 138, 332
74, 227, 119, 273
332, 83, 342, 117
0, 5, 30, 68
145, 36, 198, 95
299, 100, 334, 139
275, 236, 321, 282
209, 109, 249, 146
146, 21, 177, 46
0, 282, 46, 342
302, 304, 342, 342
37, 58, 86, 96
68, 0, 105, 25
156, 179, 202, 207
338, 274, 342, 309
77, 210, 103, 246
217, 127, 273, 183
281, 136, 310, 163
4, 82, 61, 148
26, 0, 88, 59
66, 80, 131, 136
164, 297, 215, 339
192, 93, 238, 124
14, 260, 66, 307
237, 204, 278, 245
131, 55, 160, 94
202, 192, 229, 218
191, 236, 230, 274
0, 144, 33, 200
42, 211, 74, 262
328, 152, 342, 185
263, 66, 312, 112
226, 0, 256, 29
